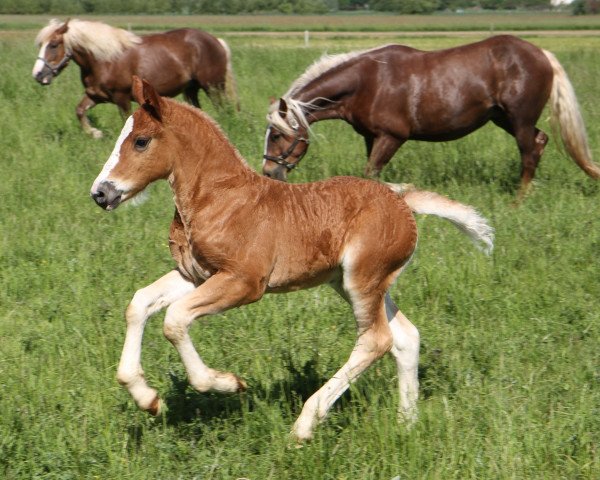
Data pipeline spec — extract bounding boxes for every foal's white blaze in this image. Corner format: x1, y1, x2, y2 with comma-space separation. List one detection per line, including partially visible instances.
32, 43, 48, 79
91, 115, 134, 193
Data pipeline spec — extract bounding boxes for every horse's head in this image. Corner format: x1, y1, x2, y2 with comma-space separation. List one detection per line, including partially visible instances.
32, 19, 72, 85
91, 77, 170, 211
263, 98, 310, 181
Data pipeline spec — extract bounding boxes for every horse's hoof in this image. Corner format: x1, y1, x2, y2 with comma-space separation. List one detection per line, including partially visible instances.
90, 129, 103, 139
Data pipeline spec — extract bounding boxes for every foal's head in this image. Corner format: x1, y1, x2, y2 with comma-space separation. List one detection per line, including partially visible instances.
263, 98, 310, 181
91, 77, 171, 210
32, 19, 72, 85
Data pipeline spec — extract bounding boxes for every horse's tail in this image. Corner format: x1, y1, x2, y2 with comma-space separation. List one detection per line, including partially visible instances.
542, 49, 600, 179
387, 183, 494, 255
218, 38, 240, 110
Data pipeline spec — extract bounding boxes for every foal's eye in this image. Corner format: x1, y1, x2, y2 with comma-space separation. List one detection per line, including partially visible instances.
134, 137, 150, 151
271, 133, 282, 141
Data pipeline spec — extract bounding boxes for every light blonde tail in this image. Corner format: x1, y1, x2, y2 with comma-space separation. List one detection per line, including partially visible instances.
386, 183, 494, 255
543, 49, 600, 179
218, 38, 240, 110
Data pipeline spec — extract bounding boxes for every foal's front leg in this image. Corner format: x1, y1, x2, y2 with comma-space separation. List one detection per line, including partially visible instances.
117, 269, 195, 414
162, 272, 263, 396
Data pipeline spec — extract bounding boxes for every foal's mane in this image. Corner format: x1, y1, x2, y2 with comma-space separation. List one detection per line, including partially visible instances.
36, 19, 141, 62
267, 45, 387, 134
167, 99, 250, 168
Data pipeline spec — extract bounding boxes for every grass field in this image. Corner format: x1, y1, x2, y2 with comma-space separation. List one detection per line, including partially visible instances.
1, 16, 599, 479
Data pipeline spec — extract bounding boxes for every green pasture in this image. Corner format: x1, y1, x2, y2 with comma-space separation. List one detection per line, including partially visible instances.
1, 21, 599, 479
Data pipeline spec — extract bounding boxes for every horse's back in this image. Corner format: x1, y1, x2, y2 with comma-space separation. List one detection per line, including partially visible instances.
352, 35, 553, 138
133, 28, 227, 89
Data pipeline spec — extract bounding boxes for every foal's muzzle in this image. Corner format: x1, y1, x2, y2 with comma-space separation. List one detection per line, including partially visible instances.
91, 181, 123, 211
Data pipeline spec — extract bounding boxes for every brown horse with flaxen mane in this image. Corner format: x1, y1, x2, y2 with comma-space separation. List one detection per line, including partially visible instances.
263, 36, 600, 199
90, 77, 493, 441
33, 19, 238, 138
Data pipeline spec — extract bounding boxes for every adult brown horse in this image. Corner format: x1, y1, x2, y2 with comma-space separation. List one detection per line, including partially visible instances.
33, 19, 238, 138
263, 36, 600, 199
90, 77, 493, 441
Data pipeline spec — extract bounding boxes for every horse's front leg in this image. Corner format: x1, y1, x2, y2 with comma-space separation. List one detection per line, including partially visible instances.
112, 92, 131, 120
76, 94, 103, 139
162, 272, 265, 396
117, 269, 195, 414
364, 134, 404, 177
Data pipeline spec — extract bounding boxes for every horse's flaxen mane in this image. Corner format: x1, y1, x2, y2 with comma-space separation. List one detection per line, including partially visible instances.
267, 45, 389, 134
36, 19, 141, 62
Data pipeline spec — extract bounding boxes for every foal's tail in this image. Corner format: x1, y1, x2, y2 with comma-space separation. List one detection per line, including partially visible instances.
542, 49, 600, 179
218, 38, 240, 110
387, 183, 494, 255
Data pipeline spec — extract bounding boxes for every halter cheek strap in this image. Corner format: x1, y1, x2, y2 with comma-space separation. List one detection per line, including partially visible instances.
37, 50, 72, 76
263, 129, 310, 171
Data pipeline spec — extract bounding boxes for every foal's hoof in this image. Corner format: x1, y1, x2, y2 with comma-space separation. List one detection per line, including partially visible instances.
144, 396, 162, 416
235, 375, 248, 392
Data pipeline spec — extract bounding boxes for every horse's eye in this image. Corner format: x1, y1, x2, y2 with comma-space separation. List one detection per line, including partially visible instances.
48, 43, 58, 50
271, 133, 281, 141
134, 137, 150, 151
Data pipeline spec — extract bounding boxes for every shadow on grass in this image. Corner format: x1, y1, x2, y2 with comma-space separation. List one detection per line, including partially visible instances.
161, 357, 361, 431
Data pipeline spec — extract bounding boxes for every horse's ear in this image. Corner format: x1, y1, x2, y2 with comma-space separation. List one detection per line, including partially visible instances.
56, 19, 70, 34
278, 98, 288, 119
132, 76, 162, 122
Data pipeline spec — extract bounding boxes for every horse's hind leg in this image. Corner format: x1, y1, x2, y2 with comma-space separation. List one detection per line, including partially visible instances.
183, 83, 201, 109
117, 270, 195, 415
516, 126, 549, 201
492, 115, 548, 201
385, 293, 420, 424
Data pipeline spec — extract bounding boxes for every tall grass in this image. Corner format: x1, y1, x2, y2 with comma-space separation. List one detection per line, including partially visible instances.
0, 29, 598, 479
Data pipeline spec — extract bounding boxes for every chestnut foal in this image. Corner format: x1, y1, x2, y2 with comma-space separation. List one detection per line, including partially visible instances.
91, 77, 493, 441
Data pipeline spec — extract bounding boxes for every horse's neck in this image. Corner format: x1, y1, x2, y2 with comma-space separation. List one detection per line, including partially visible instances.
294, 63, 360, 123
71, 48, 98, 78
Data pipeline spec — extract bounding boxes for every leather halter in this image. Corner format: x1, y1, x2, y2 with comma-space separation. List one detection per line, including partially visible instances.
263, 126, 310, 171
37, 50, 72, 76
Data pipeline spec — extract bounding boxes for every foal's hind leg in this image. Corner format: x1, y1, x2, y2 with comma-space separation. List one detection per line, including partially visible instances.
117, 270, 195, 414
292, 282, 393, 441
385, 293, 420, 424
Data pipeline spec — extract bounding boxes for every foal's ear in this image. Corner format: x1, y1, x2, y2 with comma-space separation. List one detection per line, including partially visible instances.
278, 98, 288, 119
132, 76, 162, 122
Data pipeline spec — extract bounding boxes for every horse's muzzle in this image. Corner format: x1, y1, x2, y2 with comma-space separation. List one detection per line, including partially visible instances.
263, 164, 288, 182
34, 70, 53, 86
91, 181, 123, 211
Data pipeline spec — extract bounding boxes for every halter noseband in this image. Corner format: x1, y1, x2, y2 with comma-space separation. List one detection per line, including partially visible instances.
263, 126, 310, 171
37, 49, 72, 76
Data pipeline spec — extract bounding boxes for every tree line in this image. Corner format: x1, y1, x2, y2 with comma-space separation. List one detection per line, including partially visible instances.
0, 0, 587, 15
